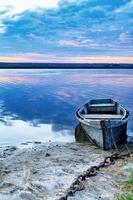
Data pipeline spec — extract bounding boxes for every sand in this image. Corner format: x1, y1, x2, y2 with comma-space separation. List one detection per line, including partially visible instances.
0, 142, 132, 200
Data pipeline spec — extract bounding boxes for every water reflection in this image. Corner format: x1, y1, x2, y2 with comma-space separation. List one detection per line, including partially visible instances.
0, 69, 133, 145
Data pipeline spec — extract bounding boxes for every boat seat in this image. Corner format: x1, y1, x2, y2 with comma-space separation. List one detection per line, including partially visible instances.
82, 114, 122, 119
88, 103, 116, 113
89, 103, 115, 107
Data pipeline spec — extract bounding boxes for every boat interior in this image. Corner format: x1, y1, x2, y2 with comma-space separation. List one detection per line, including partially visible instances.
80, 99, 126, 119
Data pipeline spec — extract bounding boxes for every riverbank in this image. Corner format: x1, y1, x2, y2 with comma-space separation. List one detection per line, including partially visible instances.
0, 141, 133, 200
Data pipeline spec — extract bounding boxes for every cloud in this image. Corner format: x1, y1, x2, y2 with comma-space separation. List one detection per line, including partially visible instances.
59, 39, 82, 47
0, 56, 31, 62
58, 39, 99, 48
66, 56, 133, 63
23, 52, 55, 58
115, 0, 133, 13
0, 0, 60, 23
119, 33, 131, 43
0, 0, 132, 59
0, 52, 60, 63
0, 0, 60, 34
0, 0, 85, 22
0, 22, 5, 33
0, 53, 133, 63
0, 0, 60, 14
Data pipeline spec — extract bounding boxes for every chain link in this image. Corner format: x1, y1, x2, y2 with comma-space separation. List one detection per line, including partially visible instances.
57, 150, 132, 200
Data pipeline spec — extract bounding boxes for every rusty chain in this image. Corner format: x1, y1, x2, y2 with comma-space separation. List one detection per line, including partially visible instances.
57, 151, 132, 200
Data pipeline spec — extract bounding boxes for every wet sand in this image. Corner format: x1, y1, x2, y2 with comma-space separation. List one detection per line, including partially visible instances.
0, 141, 133, 200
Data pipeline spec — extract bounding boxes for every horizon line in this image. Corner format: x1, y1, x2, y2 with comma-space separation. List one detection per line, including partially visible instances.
0, 62, 133, 69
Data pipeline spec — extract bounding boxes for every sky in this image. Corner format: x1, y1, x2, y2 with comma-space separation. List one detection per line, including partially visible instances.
0, 0, 133, 63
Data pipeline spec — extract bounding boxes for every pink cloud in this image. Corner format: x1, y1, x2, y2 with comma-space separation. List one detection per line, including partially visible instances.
0, 53, 133, 64
0, 56, 31, 62
66, 56, 133, 64
119, 32, 131, 43
58, 39, 81, 47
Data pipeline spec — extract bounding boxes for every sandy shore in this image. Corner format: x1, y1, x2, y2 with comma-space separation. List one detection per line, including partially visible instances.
0, 141, 133, 200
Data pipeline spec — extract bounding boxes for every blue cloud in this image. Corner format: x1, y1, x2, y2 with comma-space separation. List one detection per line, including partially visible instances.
0, 0, 133, 58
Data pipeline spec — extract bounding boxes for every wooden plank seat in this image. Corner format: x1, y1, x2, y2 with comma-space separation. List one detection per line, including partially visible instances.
88, 103, 116, 113
82, 114, 122, 119
89, 103, 115, 107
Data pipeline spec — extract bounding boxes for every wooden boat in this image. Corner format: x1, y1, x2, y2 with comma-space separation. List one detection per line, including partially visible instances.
76, 99, 129, 150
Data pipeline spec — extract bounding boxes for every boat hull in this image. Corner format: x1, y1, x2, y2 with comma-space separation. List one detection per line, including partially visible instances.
76, 99, 129, 150
80, 119, 128, 150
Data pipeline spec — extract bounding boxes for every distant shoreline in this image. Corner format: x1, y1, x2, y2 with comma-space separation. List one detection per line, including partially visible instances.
0, 62, 133, 69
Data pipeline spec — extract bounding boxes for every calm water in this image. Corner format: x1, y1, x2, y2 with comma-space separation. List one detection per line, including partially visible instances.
0, 69, 133, 145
